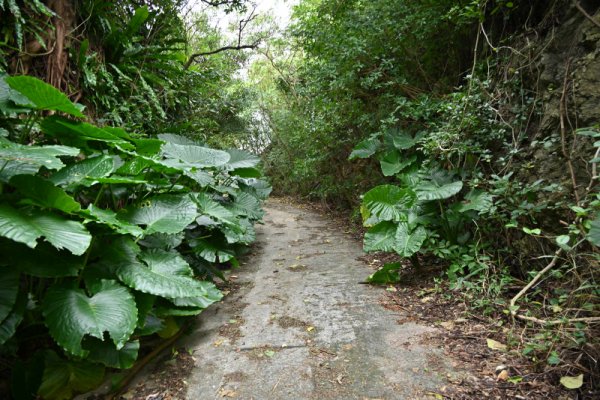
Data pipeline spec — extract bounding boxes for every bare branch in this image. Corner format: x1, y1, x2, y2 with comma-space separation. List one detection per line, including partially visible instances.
200, 0, 243, 7
184, 42, 259, 69
509, 249, 562, 323
184, 4, 260, 70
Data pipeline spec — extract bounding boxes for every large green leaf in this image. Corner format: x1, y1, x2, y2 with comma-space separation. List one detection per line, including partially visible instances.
119, 194, 198, 235
93, 175, 147, 184
116, 156, 157, 175
38, 351, 105, 400
367, 262, 401, 284
364, 221, 397, 252
588, 218, 600, 246
0, 241, 82, 277
0, 139, 80, 183
416, 180, 463, 201
182, 169, 215, 187
85, 338, 139, 369
190, 236, 236, 263
161, 142, 230, 168
380, 152, 416, 177
49, 155, 114, 187
154, 306, 204, 317
362, 185, 416, 222
195, 193, 240, 228
455, 189, 494, 214
390, 130, 420, 150
157, 133, 200, 145
5, 76, 84, 117
42, 280, 137, 357
227, 192, 264, 220
41, 117, 133, 149
349, 137, 379, 160
0, 267, 19, 323
223, 218, 256, 244
10, 175, 81, 213
138, 232, 184, 250
241, 179, 272, 200
130, 138, 164, 155
171, 282, 223, 309
0, 204, 91, 255
225, 149, 260, 170
116, 249, 218, 299
231, 167, 261, 178
83, 205, 144, 237
393, 223, 427, 257
0, 73, 31, 113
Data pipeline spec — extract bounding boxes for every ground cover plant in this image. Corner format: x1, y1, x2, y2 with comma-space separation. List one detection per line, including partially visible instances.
0, 74, 270, 399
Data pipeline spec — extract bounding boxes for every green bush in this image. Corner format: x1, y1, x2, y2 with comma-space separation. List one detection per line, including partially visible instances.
0, 74, 270, 399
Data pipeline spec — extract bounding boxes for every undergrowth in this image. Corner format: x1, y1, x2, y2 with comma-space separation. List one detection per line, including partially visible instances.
0, 69, 269, 400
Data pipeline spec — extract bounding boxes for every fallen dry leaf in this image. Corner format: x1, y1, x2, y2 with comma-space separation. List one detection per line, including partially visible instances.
560, 374, 583, 389
486, 338, 507, 351
219, 388, 238, 398
440, 321, 454, 330
497, 370, 510, 381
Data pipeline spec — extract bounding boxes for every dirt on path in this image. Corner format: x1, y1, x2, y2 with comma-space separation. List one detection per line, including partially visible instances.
170, 199, 462, 400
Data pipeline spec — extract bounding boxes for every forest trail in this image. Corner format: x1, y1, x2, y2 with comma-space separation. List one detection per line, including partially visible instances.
179, 199, 461, 399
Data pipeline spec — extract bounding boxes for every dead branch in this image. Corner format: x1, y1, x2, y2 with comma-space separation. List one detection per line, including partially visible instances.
515, 314, 600, 325
184, 43, 259, 69
509, 249, 563, 320
559, 59, 580, 204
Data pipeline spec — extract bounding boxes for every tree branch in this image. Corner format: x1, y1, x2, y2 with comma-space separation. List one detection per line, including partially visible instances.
184, 4, 260, 70
184, 42, 259, 69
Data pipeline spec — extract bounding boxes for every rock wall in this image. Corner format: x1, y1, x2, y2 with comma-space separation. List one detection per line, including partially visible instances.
521, 1, 599, 200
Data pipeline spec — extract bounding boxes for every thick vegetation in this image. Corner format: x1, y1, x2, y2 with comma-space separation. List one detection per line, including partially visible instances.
0, 1, 269, 398
257, 0, 599, 390
1, 0, 599, 397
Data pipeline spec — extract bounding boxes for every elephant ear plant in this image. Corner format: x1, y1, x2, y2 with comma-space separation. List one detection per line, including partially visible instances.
352, 128, 493, 284
0, 74, 271, 399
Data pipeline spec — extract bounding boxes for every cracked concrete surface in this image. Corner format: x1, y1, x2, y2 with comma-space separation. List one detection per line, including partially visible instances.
182, 199, 458, 400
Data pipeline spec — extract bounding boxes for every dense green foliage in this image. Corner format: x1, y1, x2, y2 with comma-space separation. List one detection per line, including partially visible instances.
1, 0, 599, 395
0, 1, 270, 398
258, 0, 599, 378
0, 73, 269, 400
0, 0, 257, 142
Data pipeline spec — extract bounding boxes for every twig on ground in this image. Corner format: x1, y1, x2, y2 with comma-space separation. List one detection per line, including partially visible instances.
509, 249, 563, 321
515, 314, 600, 325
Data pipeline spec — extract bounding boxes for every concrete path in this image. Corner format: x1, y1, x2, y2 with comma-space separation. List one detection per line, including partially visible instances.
182, 199, 458, 400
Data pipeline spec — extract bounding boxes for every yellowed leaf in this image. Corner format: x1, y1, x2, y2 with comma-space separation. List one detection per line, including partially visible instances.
560, 374, 583, 389
307, 326, 315, 332
219, 388, 237, 398
496, 370, 510, 381
486, 338, 507, 351
440, 321, 454, 330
